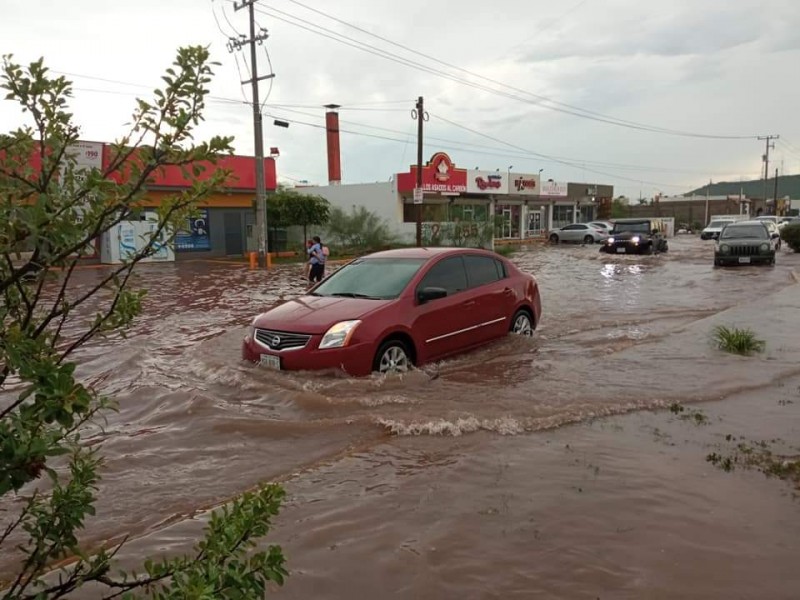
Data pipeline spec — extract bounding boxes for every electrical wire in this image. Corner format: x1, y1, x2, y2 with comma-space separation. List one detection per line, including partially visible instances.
263, 0, 760, 140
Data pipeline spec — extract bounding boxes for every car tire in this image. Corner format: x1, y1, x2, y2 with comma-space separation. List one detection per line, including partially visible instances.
714, 258, 722, 267
509, 309, 534, 337
583, 235, 594, 244
549, 234, 559, 244
373, 339, 413, 374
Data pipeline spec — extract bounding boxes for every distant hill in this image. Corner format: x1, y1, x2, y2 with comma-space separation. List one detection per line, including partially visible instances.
686, 174, 800, 199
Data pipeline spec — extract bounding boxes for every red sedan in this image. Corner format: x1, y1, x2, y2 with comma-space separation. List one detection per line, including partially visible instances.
242, 247, 541, 376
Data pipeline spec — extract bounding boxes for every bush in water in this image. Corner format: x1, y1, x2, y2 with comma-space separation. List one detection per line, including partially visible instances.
780, 223, 800, 252
0, 51, 286, 598
711, 325, 765, 356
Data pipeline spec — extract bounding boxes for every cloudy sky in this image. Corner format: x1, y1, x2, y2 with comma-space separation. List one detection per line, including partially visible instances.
2, 0, 799, 198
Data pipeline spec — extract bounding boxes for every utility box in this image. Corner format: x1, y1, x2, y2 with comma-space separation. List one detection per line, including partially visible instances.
101, 220, 175, 264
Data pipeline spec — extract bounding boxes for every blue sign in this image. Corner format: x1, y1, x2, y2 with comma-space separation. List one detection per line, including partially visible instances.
175, 208, 211, 251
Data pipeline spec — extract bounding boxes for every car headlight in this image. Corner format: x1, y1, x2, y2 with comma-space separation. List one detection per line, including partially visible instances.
319, 320, 362, 349
760, 243, 770, 252
719, 244, 730, 254
631, 236, 640, 243
606, 237, 615, 244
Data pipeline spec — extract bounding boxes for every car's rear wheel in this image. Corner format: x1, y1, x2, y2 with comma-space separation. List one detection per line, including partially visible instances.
374, 339, 412, 374
583, 234, 594, 244
510, 309, 534, 337
549, 233, 559, 244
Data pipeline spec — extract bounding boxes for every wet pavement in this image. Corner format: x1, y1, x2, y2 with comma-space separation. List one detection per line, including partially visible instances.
2, 236, 800, 598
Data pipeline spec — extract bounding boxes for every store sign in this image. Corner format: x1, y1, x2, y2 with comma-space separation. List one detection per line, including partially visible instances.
396, 152, 467, 194
540, 180, 568, 197
467, 170, 508, 194
69, 141, 103, 171
510, 174, 540, 195
175, 208, 211, 251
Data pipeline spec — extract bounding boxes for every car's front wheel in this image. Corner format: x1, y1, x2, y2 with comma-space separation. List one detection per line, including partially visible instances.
549, 233, 559, 244
510, 309, 534, 337
373, 339, 413, 374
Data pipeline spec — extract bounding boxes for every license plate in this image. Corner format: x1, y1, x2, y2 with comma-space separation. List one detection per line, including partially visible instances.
616, 247, 626, 253
259, 354, 281, 370
738, 257, 751, 264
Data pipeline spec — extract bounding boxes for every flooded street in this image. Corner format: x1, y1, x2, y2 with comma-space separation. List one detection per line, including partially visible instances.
3, 236, 800, 598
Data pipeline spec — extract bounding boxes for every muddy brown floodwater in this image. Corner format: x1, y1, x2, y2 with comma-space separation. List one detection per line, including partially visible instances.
3, 236, 800, 598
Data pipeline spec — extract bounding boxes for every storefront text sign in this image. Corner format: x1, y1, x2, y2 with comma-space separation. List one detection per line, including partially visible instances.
467, 170, 509, 194
396, 152, 467, 194
510, 174, 540, 195
540, 180, 568, 197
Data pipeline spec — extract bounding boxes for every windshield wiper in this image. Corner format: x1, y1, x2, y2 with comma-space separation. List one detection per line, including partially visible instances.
330, 292, 383, 299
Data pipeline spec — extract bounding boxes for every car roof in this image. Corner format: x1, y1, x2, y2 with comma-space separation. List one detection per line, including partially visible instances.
365, 247, 498, 260
723, 220, 767, 227
612, 218, 651, 223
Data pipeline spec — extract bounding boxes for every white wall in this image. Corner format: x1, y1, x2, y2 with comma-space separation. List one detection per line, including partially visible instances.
300, 182, 416, 242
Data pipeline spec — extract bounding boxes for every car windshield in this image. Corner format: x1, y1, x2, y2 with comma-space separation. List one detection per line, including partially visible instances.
311, 257, 426, 300
720, 225, 768, 240
612, 221, 650, 234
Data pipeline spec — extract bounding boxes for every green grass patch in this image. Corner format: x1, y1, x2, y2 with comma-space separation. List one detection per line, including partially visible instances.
712, 325, 765, 356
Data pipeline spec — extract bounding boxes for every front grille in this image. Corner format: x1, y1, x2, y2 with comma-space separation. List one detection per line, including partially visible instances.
729, 245, 760, 257
255, 328, 311, 351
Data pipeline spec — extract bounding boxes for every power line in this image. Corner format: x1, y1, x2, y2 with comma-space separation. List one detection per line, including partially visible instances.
263, 0, 759, 140
273, 104, 739, 177
60, 82, 736, 183
50, 69, 410, 110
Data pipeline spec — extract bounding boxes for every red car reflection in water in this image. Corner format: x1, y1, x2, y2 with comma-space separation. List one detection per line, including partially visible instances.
242, 247, 542, 376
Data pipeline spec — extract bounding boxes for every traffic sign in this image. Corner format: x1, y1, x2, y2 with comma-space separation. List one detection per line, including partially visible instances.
413, 188, 424, 204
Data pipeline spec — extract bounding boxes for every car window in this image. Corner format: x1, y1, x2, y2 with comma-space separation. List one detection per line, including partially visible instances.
719, 225, 768, 240
464, 255, 502, 288
417, 256, 467, 297
313, 257, 426, 299
612, 221, 650, 234
494, 259, 507, 279
563, 224, 582, 230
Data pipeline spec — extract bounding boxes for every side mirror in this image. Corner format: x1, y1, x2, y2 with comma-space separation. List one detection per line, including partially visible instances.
417, 286, 447, 304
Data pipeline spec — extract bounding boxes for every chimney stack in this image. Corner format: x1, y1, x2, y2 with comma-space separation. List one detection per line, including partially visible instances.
324, 104, 341, 185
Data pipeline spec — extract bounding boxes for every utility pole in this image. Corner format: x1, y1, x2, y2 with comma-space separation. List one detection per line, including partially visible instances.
774, 167, 780, 214
411, 96, 428, 247
758, 135, 779, 215
230, 0, 274, 267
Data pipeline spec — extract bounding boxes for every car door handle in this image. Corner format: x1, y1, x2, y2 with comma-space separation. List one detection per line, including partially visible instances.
503, 288, 514, 295
462, 300, 477, 307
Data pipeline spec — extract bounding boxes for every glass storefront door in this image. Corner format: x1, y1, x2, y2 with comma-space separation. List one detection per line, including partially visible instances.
495, 204, 521, 239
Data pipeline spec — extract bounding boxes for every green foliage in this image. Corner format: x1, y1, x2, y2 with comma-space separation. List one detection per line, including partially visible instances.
494, 244, 516, 257
610, 199, 628, 219
0, 49, 285, 598
274, 189, 330, 245
324, 206, 399, 252
711, 325, 765, 356
779, 222, 800, 252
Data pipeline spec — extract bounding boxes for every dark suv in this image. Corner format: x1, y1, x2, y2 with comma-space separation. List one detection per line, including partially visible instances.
599, 219, 668, 255
714, 220, 776, 267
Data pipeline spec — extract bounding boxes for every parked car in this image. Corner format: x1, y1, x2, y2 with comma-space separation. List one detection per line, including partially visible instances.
714, 221, 776, 267
599, 218, 668, 254
242, 247, 542, 376
779, 216, 800, 226
548, 223, 608, 244
761, 220, 782, 250
701, 219, 739, 240
587, 221, 614, 235
756, 215, 787, 230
